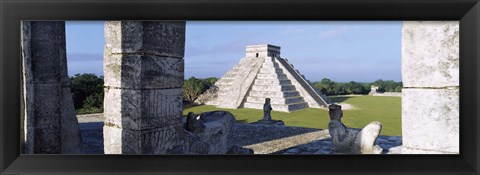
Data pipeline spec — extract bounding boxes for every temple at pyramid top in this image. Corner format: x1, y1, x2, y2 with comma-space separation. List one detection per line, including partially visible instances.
195, 44, 330, 112
245, 44, 281, 58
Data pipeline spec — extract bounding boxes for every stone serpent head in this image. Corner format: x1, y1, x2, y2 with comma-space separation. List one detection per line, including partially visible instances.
328, 104, 343, 121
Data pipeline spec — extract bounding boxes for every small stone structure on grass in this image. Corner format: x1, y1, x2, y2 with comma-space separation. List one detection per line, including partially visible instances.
368, 85, 402, 97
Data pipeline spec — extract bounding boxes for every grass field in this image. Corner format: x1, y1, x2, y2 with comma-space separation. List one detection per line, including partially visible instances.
183, 95, 402, 136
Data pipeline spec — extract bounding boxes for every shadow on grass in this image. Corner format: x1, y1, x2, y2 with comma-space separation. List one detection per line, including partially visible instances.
328, 96, 351, 103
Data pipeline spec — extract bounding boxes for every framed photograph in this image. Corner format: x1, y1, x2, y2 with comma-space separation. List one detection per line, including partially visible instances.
1, 0, 479, 174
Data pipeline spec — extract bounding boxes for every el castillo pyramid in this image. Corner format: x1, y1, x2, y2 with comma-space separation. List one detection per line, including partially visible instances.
195, 44, 330, 112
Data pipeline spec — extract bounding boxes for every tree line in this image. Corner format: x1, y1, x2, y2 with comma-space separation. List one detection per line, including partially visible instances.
69, 74, 401, 114
311, 78, 402, 96
69, 74, 219, 115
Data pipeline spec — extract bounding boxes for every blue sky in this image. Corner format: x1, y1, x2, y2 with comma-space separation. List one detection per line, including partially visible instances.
66, 21, 402, 82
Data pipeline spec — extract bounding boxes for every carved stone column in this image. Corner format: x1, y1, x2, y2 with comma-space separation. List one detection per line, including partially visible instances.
401, 21, 459, 154
21, 21, 83, 154
103, 21, 210, 154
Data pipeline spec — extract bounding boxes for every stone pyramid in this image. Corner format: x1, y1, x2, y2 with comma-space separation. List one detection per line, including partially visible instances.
196, 44, 330, 112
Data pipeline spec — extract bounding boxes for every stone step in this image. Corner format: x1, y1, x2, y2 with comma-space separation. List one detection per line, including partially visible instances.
222, 73, 237, 79
251, 84, 296, 91
246, 96, 305, 104
216, 79, 234, 85
256, 73, 287, 79
243, 102, 309, 112
261, 63, 280, 69
286, 102, 309, 111
253, 79, 292, 86
259, 68, 284, 74
248, 90, 300, 98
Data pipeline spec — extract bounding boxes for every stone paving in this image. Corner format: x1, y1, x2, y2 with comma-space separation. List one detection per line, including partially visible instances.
275, 135, 402, 155
78, 114, 402, 154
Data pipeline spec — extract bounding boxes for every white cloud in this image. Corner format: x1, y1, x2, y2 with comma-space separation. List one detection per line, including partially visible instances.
318, 27, 347, 39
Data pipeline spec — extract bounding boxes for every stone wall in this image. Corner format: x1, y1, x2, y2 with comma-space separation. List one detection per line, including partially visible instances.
21, 21, 83, 154
401, 21, 459, 154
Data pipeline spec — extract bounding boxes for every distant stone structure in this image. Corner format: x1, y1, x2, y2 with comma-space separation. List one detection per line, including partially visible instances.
196, 44, 330, 112
368, 85, 380, 95
328, 104, 383, 154
368, 85, 401, 97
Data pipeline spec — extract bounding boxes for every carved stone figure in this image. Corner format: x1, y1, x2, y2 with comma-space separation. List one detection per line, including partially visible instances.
252, 98, 285, 126
263, 98, 273, 121
184, 111, 236, 154
185, 112, 205, 133
328, 104, 383, 154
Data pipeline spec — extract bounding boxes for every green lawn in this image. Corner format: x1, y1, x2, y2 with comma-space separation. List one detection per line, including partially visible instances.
183, 95, 401, 136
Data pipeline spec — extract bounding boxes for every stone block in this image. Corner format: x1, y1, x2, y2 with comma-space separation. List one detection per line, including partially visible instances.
30, 21, 65, 44
60, 87, 83, 154
402, 88, 459, 153
251, 85, 295, 92
246, 96, 304, 105
248, 90, 300, 98
34, 127, 61, 153
104, 54, 184, 89
401, 146, 457, 154
254, 79, 291, 85
256, 73, 287, 79
31, 41, 61, 84
104, 123, 205, 154
33, 83, 60, 128
104, 88, 183, 130
103, 125, 122, 154
402, 21, 459, 88
105, 21, 186, 58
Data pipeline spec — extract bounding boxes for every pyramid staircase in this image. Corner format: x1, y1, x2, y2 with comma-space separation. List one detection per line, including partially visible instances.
242, 57, 309, 112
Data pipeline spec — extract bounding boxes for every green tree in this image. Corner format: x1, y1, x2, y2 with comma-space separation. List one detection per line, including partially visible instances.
344, 81, 366, 94
332, 83, 346, 95
82, 93, 104, 109
183, 77, 208, 102
313, 78, 337, 95
203, 77, 218, 87
394, 85, 402, 92
70, 73, 104, 110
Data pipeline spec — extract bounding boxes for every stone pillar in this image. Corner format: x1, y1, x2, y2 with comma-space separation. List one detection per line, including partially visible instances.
21, 21, 83, 154
401, 21, 459, 154
103, 21, 209, 154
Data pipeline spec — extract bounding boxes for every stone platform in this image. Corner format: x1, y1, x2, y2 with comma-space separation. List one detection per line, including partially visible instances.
78, 114, 402, 154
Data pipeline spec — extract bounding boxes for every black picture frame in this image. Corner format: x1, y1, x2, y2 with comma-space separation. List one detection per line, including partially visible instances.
1, 0, 479, 174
